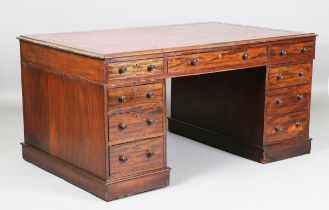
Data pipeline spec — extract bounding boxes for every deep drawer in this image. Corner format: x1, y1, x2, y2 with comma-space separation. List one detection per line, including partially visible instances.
109, 108, 163, 145
168, 46, 267, 73
108, 58, 164, 79
109, 136, 164, 178
266, 84, 310, 116
108, 82, 163, 113
265, 111, 308, 144
270, 41, 314, 62
268, 63, 312, 89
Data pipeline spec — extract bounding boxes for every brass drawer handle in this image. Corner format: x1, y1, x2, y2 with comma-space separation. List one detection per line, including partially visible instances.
146, 119, 155, 125
146, 150, 155, 158
301, 47, 308, 54
119, 155, 128, 163
118, 95, 127, 102
276, 73, 284, 80
242, 53, 249, 60
147, 64, 157, 72
118, 66, 128, 74
299, 71, 304, 77
191, 58, 199, 66
275, 98, 283, 105
297, 94, 304, 101
146, 91, 155, 98
119, 123, 128, 130
295, 121, 303, 127
274, 124, 282, 133
280, 50, 287, 56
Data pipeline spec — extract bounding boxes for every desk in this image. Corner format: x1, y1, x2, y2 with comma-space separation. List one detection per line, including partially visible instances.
18, 22, 317, 201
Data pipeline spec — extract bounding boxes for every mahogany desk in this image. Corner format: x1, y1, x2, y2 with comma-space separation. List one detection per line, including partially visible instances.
18, 23, 317, 201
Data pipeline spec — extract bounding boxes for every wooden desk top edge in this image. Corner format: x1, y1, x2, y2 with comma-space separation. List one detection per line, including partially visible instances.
18, 22, 317, 59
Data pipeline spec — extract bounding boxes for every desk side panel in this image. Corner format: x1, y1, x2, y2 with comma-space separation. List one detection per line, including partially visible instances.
21, 64, 106, 179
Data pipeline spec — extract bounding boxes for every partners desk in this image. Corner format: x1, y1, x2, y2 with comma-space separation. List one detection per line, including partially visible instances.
18, 23, 317, 201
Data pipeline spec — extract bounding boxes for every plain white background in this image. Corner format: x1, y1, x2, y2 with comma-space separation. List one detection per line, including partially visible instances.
0, 0, 328, 209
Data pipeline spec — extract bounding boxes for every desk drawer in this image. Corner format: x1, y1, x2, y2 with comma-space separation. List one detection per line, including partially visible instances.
108, 58, 164, 79
168, 46, 267, 73
270, 41, 314, 62
109, 136, 164, 178
268, 63, 312, 89
266, 111, 308, 144
108, 83, 163, 112
109, 108, 163, 145
266, 85, 310, 116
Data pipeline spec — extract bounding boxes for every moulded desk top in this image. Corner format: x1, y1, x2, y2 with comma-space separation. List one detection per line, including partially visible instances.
18, 22, 316, 59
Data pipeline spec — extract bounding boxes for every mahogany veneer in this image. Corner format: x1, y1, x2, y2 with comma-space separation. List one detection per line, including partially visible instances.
18, 22, 317, 201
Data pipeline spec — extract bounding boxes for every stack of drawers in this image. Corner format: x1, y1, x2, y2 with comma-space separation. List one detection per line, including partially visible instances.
265, 41, 314, 144
107, 59, 167, 180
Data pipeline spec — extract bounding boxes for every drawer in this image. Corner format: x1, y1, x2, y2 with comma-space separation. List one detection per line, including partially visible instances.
109, 136, 164, 178
108, 58, 164, 79
268, 63, 312, 89
109, 108, 163, 145
266, 111, 308, 144
168, 46, 267, 73
266, 85, 310, 116
108, 82, 163, 113
270, 41, 314, 61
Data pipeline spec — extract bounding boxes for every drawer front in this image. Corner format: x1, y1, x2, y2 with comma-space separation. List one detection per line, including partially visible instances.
108, 58, 164, 79
109, 108, 163, 145
108, 83, 163, 112
168, 46, 267, 73
270, 41, 314, 61
268, 63, 312, 89
266, 85, 310, 115
266, 111, 308, 144
109, 137, 164, 178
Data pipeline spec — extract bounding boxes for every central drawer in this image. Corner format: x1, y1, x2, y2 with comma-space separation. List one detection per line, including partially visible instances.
168, 46, 267, 73
266, 84, 310, 115
109, 136, 164, 178
109, 108, 163, 145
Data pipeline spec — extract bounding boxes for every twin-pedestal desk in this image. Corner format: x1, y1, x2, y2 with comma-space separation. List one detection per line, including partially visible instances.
19, 23, 317, 201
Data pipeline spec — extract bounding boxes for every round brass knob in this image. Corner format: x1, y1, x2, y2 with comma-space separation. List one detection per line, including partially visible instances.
274, 124, 282, 133
299, 71, 304, 77
146, 119, 155, 125
301, 47, 308, 54
119, 155, 128, 163
276, 74, 284, 80
297, 94, 304, 101
147, 64, 157, 72
295, 121, 303, 127
280, 50, 287, 56
146, 91, 155, 98
275, 98, 283, 105
119, 123, 128, 130
118, 95, 127, 103
191, 58, 199, 66
242, 53, 249, 60
118, 66, 128, 74
146, 150, 155, 158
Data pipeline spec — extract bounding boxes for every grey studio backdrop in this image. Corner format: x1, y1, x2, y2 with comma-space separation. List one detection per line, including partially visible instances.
0, 0, 328, 210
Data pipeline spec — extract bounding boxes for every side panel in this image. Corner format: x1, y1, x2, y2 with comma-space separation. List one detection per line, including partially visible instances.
22, 64, 106, 178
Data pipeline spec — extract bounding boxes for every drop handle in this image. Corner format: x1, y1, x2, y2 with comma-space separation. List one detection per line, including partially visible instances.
118, 95, 127, 102
118, 66, 128, 74
146, 150, 155, 158
297, 94, 304, 101
274, 124, 282, 133
280, 50, 287, 56
146, 91, 155, 98
146, 119, 155, 125
119, 123, 128, 130
147, 64, 157, 72
191, 58, 199, 66
119, 155, 128, 163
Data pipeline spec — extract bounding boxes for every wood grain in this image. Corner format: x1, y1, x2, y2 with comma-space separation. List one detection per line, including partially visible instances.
109, 137, 164, 178
270, 41, 314, 62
